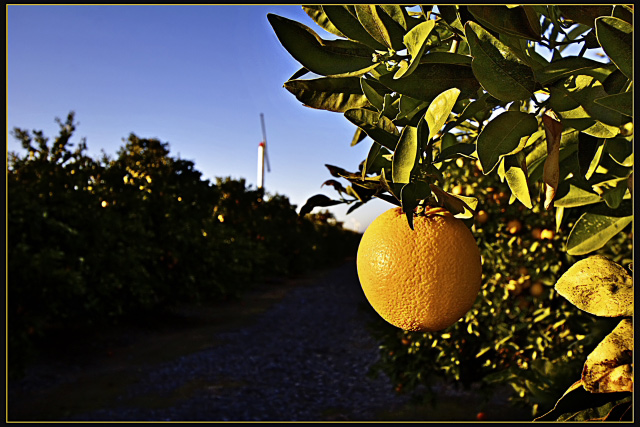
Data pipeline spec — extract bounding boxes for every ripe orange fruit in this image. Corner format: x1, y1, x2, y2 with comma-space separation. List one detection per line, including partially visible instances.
540, 229, 555, 240
529, 282, 545, 297
476, 210, 489, 224
506, 219, 522, 234
356, 207, 483, 331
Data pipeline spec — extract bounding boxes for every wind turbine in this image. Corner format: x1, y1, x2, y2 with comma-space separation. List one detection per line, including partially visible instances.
257, 113, 271, 189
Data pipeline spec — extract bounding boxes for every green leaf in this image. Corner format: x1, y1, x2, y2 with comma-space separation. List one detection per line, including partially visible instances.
374, 63, 480, 102
598, 177, 629, 209
595, 17, 633, 80
419, 51, 472, 66
554, 184, 602, 208
360, 77, 389, 111
355, 5, 406, 51
430, 184, 477, 219
534, 57, 615, 86
302, 5, 346, 38
299, 194, 342, 216
465, 21, 535, 102
321, 6, 387, 50
555, 255, 633, 317
395, 95, 429, 124
392, 126, 419, 184
284, 77, 371, 112
400, 181, 432, 230
350, 127, 367, 147
467, 6, 541, 40
605, 136, 633, 167
558, 6, 613, 28
534, 379, 632, 421
476, 111, 537, 174
501, 152, 532, 209
362, 142, 390, 178
379, 5, 410, 31
434, 142, 476, 163
577, 133, 605, 179
548, 75, 622, 138
594, 91, 633, 117
267, 13, 377, 77
566, 212, 633, 256
582, 318, 633, 393
394, 20, 436, 79
424, 88, 461, 141
344, 108, 399, 151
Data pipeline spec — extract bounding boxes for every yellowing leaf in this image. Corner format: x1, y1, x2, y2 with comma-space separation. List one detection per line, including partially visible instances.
554, 255, 633, 317
582, 318, 633, 393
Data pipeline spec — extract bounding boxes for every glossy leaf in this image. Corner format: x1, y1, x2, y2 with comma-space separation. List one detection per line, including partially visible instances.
284, 77, 371, 112
374, 63, 479, 102
501, 153, 532, 209
476, 111, 537, 174
268, 13, 376, 77
598, 178, 629, 209
395, 95, 428, 124
430, 184, 476, 218
577, 133, 604, 179
605, 137, 633, 167
362, 142, 390, 178
465, 21, 535, 102
350, 127, 367, 147
594, 91, 633, 117
360, 78, 388, 112
419, 51, 472, 65
355, 5, 406, 51
392, 126, 419, 184
320, 5, 387, 50
595, 17, 633, 79
302, 5, 347, 38
566, 212, 633, 256
555, 255, 633, 317
468, 6, 542, 40
534, 57, 615, 85
394, 20, 436, 79
583, 318, 633, 393
344, 108, 399, 151
424, 88, 461, 142
400, 181, 431, 230
534, 379, 632, 421
434, 142, 476, 162
548, 75, 622, 138
554, 184, 602, 208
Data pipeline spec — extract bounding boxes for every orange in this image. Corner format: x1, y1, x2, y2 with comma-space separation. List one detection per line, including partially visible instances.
529, 282, 545, 297
506, 219, 522, 234
357, 206, 482, 331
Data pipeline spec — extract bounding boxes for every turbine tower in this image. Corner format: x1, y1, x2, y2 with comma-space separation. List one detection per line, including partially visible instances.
257, 113, 271, 189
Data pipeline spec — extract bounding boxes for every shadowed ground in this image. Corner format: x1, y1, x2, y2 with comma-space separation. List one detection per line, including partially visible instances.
8, 259, 526, 421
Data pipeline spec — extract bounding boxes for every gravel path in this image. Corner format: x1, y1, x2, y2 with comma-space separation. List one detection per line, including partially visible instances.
11, 261, 419, 421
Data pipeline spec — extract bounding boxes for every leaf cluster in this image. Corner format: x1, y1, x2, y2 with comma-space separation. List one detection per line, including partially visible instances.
269, 6, 633, 419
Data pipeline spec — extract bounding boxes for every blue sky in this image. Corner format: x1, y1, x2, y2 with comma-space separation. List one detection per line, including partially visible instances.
7, 5, 391, 232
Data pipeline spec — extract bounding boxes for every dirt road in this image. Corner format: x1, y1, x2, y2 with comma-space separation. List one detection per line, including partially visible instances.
8, 260, 523, 421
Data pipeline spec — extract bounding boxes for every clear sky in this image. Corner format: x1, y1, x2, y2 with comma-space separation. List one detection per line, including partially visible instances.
7, 5, 392, 232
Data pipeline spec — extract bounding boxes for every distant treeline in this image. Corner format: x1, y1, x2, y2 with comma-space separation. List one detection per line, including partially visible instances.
8, 112, 360, 376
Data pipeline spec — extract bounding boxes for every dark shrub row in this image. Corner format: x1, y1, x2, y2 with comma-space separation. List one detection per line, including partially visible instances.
8, 112, 360, 376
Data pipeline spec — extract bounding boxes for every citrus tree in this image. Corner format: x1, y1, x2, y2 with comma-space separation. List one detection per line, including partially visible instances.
8, 112, 360, 378
268, 5, 633, 420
